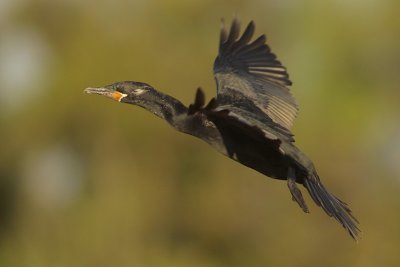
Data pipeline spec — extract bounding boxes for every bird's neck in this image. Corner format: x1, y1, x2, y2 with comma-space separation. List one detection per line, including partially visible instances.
132, 89, 188, 125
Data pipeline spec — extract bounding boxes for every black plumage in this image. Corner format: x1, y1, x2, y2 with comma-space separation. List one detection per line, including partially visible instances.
85, 18, 360, 239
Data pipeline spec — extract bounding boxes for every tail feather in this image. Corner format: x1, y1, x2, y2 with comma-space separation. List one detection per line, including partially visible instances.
303, 172, 360, 240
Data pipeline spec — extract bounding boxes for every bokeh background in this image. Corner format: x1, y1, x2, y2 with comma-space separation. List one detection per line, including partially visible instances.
1, 0, 399, 266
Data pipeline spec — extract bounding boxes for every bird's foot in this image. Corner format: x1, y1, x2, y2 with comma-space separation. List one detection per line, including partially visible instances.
287, 166, 309, 213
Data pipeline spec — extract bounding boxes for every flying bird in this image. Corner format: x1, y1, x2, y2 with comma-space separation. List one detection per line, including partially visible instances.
85, 18, 360, 239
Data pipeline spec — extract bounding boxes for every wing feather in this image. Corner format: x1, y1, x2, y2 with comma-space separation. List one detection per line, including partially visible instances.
214, 18, 298, 129
212, 89, 295, 142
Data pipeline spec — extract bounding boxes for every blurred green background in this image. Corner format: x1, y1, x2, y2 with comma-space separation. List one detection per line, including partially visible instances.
1, 0, 399, 266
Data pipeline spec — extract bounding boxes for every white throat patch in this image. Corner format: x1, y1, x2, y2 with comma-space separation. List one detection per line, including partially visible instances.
117, 93, 128, 102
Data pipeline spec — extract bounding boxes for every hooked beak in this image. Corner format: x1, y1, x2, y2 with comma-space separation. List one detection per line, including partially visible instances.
84, 87, 127, 102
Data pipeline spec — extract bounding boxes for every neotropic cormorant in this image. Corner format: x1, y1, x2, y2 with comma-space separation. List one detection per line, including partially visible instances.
85, 18, 360, 239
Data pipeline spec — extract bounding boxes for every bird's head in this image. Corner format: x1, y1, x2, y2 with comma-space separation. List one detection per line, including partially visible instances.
84, 81, 153, 103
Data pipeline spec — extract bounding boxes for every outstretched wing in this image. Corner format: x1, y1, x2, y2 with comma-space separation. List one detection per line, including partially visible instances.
189, 88, 294, 143
213, 89, 295, 143
214, 18, 298, 130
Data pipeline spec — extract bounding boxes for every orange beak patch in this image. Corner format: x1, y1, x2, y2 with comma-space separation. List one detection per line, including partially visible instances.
111, 92, 127, 102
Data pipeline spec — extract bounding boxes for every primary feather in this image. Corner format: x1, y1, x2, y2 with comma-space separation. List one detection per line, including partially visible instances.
214, 18, 298, 130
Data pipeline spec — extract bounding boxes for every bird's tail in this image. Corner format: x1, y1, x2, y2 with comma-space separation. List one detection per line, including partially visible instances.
303, 170, 360, 240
